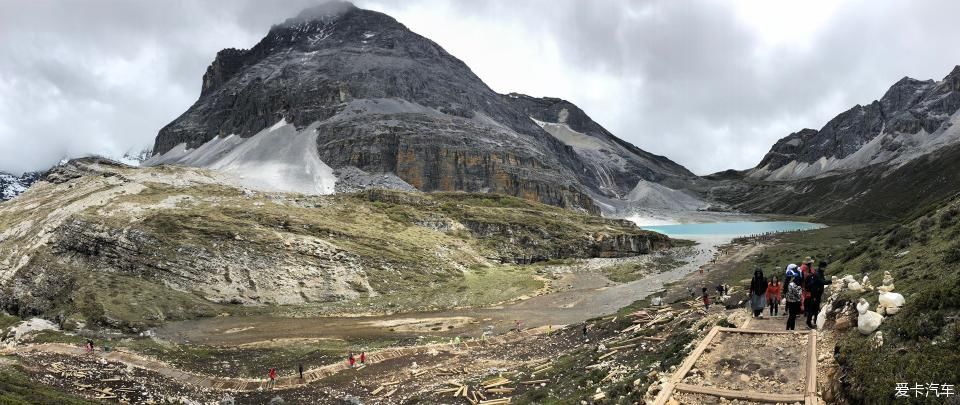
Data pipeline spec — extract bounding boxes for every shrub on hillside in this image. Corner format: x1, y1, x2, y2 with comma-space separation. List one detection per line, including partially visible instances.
884, 225, 912, 250
860, 258, 880, 273
939, 206, 959, 229
943, 242, 960, 264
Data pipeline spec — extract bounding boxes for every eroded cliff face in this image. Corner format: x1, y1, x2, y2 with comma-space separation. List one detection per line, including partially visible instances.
50, 218, 375, 307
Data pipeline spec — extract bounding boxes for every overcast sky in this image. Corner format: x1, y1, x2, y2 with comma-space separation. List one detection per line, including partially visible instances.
3, 0, 960, 175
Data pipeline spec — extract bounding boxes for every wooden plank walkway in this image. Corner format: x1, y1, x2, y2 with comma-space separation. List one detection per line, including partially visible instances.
653, 317, 818, 404
2, 325, 560, 392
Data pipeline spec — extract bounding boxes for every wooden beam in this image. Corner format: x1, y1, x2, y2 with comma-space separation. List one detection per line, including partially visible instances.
652, 382, 675, 405
806, 331, 818, 396
672, 326, 721, 384
717, 327, 812, 335
674, 383, 806, 403
653, 326, 721, 405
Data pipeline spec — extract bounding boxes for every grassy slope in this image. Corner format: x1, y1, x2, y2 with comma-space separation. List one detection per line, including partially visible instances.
727, 223, 884, 286
823, 197, 960, 404
0, 358, 97, 405
0, 167, 669, 329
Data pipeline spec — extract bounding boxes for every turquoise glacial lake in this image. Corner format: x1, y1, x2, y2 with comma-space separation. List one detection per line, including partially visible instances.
639, 221, 824, 238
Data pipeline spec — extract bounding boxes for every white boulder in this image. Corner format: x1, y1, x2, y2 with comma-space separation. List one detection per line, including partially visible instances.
856, 298, 883, 335
830, 276, 844, 294
878, 292, 905, 315
847, 281, 865, 293
878, 271, 895, 293
12, 318, 59, 341
816, 306, 828, 330
872, 331, 884, 348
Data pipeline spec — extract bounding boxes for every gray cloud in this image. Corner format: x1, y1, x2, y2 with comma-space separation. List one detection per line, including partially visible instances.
3, 0, 960, 175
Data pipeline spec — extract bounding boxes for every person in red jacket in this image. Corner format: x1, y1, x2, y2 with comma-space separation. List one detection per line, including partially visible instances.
348, 352, 356, 368
702, 287, 710, 311
799, 257, 815, 312
766, 276, 782, 317
268, 367, 277, 389
360, 351, 366, 365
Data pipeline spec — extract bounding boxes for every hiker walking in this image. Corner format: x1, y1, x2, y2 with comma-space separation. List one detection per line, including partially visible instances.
298, 363, 304, 380
360, 351, 366, 365
800, 257, 816, 310
268, 367, 277, 389
800, 257, 816, 281
85, 339, 94, 354
805, 261, 833, 329
582, 323, 589, 339
348, 352, 356, 368
767, 276, 782, 317
785, 276, 803, 330
702, 287, 710, 311
515, 320, 522, 332
749, 269, 768, 318
785, 263, 801, 283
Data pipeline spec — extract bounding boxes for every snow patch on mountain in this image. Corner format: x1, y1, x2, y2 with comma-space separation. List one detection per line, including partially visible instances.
0, 171, 41, 201
625, 180, 707, 211
146, 120, 336, 195
531, 117, 611, 152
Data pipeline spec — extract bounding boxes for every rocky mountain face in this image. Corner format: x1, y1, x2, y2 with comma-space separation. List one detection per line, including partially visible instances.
149, 2, 701, 215
502, 93, 707, 213
749, 66, 960, 181
0, 171, 41, 201
502, 94, 696, 192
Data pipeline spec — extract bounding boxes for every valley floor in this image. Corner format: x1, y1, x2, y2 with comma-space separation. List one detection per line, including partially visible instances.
1, 224, 890, 404
0, 232, 753, 403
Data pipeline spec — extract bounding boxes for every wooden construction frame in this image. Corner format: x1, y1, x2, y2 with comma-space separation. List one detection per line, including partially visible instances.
653, 325, 818, 404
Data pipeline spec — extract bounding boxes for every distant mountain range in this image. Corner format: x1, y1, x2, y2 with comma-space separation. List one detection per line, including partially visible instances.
749, 67, 960, 181
707, 66, 960, 221
146, 1, 706, 215
0, 171, 41, 201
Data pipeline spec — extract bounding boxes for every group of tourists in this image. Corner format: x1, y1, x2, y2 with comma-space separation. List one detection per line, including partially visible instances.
348, 351, 366, 367
747, 256, 832, 330
262, 351, 367, 389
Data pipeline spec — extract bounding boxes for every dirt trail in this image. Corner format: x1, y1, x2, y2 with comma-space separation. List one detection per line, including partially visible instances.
1, 325, 557, 393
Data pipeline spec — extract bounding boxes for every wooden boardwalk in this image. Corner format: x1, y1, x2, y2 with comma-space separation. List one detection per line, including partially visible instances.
2, 325, 559, 392
653, 317, 818, 404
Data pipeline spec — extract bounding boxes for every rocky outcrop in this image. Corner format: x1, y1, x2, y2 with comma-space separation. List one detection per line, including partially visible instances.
461, 218, 670, 264
750, 66, 960, 180
49, 218, 375, 307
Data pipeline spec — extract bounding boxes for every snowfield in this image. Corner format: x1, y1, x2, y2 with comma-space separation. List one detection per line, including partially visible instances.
146, 120, 337, 195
